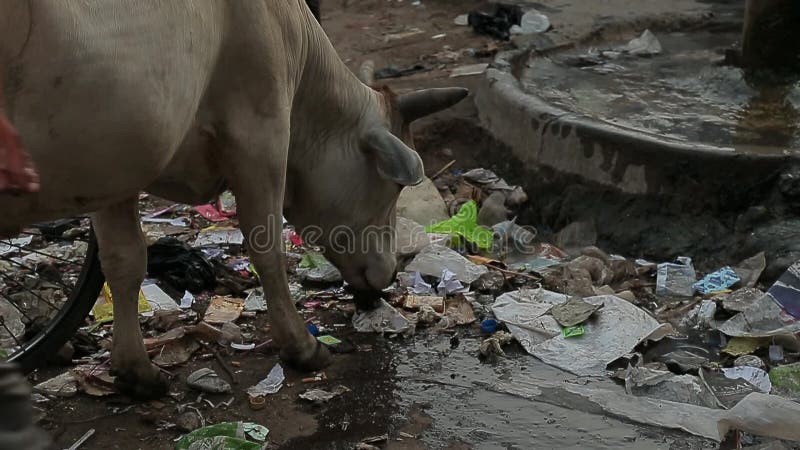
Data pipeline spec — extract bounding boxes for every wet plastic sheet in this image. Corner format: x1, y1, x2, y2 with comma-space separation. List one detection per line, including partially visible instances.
487, 380, 800, 442
717, 270, 800, 337
485, 379, 721, 440
624, 366, 717, 408
718, 393, 800, 442
492, 290, 671, 376
491, 289, 567, 349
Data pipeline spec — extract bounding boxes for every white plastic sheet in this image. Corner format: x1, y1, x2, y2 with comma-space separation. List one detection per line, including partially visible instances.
488, 380, 800, 442
405, 244, 487, 284
492, 289, 671, 376
722, 366, 772, 393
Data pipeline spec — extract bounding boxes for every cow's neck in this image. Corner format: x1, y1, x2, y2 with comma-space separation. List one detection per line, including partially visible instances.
288, 18, 375, 161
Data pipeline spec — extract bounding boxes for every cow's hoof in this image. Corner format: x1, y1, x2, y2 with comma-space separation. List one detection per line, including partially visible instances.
112, 363, 168, 400
280, 339, 332, 372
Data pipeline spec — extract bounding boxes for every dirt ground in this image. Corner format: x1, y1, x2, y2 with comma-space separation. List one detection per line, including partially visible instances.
30, 2, 746, 450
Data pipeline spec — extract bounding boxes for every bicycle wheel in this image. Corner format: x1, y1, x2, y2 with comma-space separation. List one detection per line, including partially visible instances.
1, 218, 104, 373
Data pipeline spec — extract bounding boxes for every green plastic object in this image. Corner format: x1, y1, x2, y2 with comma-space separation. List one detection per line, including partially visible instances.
317, 335, 342, 346
299, 253, 328, 269
175, 422, 269, 450
561, 325, 586, 338
425, 200, 493, 250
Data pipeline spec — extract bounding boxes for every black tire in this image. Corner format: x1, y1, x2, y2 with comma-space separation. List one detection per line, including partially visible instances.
8, 229, 104, 374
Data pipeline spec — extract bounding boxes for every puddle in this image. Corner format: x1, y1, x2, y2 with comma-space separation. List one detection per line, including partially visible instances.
520, 29, 800, 152
388, 334, 711, 449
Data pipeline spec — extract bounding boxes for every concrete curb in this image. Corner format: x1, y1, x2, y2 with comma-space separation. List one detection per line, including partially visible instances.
475, 48, 798, 202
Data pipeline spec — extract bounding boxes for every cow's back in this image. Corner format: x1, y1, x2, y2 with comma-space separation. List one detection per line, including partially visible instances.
0, 0, 227, 226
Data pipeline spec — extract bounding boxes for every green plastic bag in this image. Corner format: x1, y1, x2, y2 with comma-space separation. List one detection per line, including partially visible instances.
299, 252, 328, 269
425, 201, 493, 250
175, 422, 269, 450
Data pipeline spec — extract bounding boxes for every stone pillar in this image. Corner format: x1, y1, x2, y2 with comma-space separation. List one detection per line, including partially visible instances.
741, 0, 800, 70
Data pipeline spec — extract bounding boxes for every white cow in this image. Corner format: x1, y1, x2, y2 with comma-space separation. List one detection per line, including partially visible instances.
0, 0, 466, 397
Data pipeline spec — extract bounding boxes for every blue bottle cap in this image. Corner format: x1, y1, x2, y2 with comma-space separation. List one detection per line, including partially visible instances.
306, 323, 319, 336
480, 319, 498, 334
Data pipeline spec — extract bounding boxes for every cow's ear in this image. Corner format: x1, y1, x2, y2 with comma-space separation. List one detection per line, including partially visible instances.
363, 128, 424, 186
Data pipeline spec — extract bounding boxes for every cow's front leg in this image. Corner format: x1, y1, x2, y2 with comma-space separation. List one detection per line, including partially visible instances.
223, 120, 331, 371
93, 198, 167, 398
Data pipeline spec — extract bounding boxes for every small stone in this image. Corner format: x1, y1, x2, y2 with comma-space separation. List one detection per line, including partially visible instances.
33, 372, 78, 398
186, 368, 232, 394
175, 410, 202, 432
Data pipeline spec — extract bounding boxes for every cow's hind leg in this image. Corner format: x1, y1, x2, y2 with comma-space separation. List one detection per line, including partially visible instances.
221, 115, 331, 371
93, 198, 167, 399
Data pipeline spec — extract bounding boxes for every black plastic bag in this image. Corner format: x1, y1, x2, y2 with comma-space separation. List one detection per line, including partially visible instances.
147, 237, 216, 294
468, 4, 523, 41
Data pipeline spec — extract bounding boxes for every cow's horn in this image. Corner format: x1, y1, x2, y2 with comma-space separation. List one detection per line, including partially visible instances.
358, 60, 375, 86
397, 88, 469, 123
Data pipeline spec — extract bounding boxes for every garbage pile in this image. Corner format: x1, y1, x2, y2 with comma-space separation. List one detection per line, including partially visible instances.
9, 164, 800, 446
395, 167, 800, 444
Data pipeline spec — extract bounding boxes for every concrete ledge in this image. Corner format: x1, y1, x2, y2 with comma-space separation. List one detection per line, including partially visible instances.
475, 51, 797, 205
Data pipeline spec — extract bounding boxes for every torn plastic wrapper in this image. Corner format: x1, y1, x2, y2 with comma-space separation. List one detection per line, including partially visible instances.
299, 385, 350, 404
193, 226, 244, 247
405, 244, 487, 285
436, 268, 467, 295
693, 267, 740, 295
247, 364, 284, 399
352, 300, 412, 334
244, 288, 267, 312
656, 258, 696, 297
492, 289, 671, 376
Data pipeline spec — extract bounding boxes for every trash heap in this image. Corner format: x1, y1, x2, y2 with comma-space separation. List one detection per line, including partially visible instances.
396, 168, 800, 444
12, 165, 800, 446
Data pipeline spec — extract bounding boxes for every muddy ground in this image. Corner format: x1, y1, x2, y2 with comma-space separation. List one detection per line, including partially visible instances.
30, 1, 778, 450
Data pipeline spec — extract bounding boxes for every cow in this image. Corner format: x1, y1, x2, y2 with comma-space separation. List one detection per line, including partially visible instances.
0, 0, 466, 398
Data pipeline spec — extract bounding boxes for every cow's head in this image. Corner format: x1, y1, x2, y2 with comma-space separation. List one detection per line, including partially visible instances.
285, 63, 467, 292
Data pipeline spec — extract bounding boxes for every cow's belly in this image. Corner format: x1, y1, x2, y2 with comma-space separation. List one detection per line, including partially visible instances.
146, 124, 227, 206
